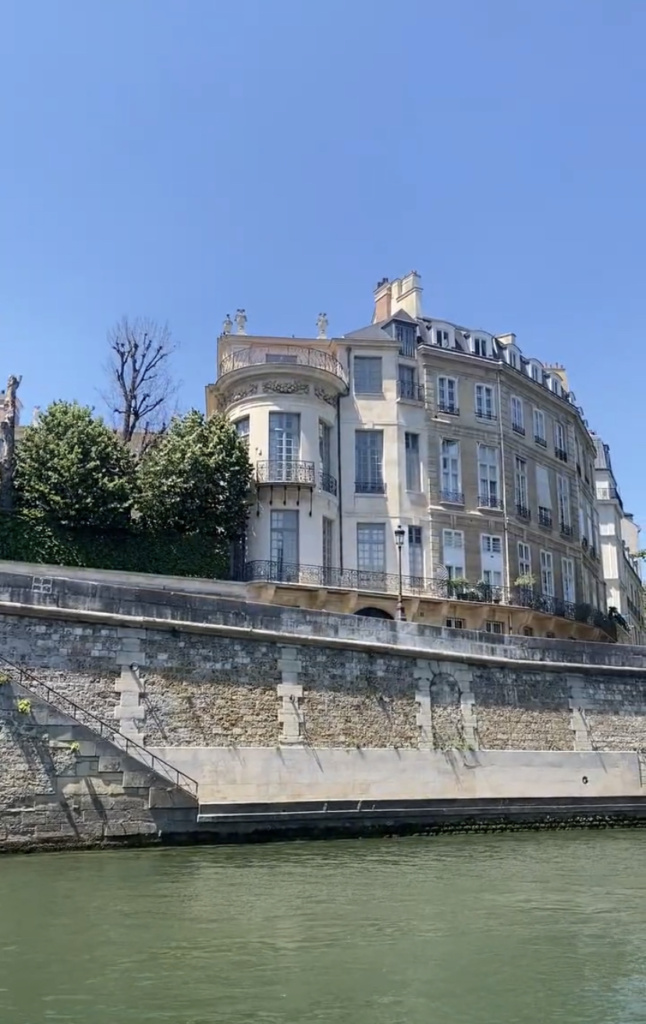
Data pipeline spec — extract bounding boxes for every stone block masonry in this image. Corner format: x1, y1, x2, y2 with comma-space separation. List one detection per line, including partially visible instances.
3, 571, 646, 849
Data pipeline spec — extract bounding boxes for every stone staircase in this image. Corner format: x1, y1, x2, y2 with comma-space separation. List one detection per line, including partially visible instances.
0, 654, 199, 805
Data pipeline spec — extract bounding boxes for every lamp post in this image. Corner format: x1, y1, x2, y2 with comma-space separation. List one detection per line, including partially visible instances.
394, 524, 406, 621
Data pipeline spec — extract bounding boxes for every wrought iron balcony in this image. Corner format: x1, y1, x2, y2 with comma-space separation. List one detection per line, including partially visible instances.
320, 472, 337, 496
478, 494, 504, 510
512, 422, 526, 435
355, 479, 386, 495
516, 503, 531, 520
534, 435, 547, 447
256, 460, 315, 486
538, 508, 553, 528
397, 379, 425, 402
560, 522, 574, 538
219, 345, 348, 387
555, 447, 568, 462
438, 400, 460, 416
440, 489, 465, 505
239, 562, 617, 642
476, 409, 497, 421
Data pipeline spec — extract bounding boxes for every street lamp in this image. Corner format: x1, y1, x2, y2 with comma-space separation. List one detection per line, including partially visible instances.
394, 524, 406, 621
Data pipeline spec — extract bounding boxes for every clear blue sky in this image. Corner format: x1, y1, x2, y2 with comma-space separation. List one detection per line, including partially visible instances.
1, 0, 644, 517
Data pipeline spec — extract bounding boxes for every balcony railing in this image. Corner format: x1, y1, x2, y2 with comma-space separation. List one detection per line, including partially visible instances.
478, 494, 504, 510
555, 447, 568, 462
438, 401, 460, 416
256, 460, 315, 485
534, 435, 547, 447
440, 489, 465, 505
320, 472, 338, 496
516, 503, 531, 520
355, 479, 386, 495
538, 507, 553, 528
397, 379, 425, 402
476, 409, 497, 421
512, 422, 526, 435
219, 346, 348, 386
240, 561, 617, 641
560, 522, 574, 538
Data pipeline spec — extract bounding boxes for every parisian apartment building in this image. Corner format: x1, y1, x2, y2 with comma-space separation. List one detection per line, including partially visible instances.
207, 273, 643, 645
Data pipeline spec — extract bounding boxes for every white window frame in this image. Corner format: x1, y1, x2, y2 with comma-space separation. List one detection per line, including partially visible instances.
478, 445, 499, 505
442, 529, 464, 578
437, 375, 458, 412
475, 384, 495, 418
557, 475, 571, 528
473, 336, 488, 358
440, 439, 462, 497
514, 456, 528, 508
480, 534, 503, 589
355, 430, 384, 493
435, 328, 450, 348
540, 550, 555, 598
356, 523, 386, 574
404, 432, 421, 492
554, 421, 566, 455
511, 395, 524, 432
517, 542, 531, 578
562, 557, 575, 603
445, 617, 465, 629
234, 416, 250, 443
408, 525, 423, 579
485, 620, 504, 634
533, 408, 546, 443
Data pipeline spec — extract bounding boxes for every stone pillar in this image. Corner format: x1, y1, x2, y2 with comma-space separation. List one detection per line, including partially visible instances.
452, 665, 478, 750
568, 674, 592, 751
113, 629, 146, 745
414, 659, 434, 750
277, 645, 303, 745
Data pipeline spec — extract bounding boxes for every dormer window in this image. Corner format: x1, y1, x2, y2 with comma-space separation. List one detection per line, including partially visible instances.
529, 362, 543, 383
507, 347, 519, 369
474, 337, 488, 358
435, 328, 449, 348
395, 322, 417, 358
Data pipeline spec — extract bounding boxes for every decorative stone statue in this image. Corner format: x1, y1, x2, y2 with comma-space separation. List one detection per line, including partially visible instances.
222, 314, 233, 335
4, 374, 21, 410
234, 309, 247, 335
32, 406, 41, 426
317, 312, 328, 339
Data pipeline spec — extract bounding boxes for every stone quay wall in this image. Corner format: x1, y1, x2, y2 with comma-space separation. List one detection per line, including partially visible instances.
2, 563, 646, 850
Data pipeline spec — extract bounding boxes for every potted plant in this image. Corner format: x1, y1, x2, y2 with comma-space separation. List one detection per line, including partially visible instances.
514, 573, 536, 607
448, 576, 470, 599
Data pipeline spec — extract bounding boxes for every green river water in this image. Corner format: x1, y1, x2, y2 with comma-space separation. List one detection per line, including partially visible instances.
0, 830, 645, 1023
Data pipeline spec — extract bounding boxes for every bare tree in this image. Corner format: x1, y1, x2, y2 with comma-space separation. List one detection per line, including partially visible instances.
0, 374, 22, 512
103, 317, 178, 450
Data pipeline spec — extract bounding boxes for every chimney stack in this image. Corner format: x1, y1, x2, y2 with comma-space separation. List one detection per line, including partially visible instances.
373, 278, 392, 323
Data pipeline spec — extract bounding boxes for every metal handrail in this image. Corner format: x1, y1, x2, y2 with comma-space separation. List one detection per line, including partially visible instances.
0, 652, 199, 799
241, 561, 617, 640
219, 345, 348, 386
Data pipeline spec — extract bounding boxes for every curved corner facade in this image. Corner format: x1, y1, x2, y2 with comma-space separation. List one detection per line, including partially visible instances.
207, 274, 633, 644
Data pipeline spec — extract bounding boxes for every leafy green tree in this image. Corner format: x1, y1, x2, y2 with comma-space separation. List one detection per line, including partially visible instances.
14, 401, 137, 528
137, 411, 252, 539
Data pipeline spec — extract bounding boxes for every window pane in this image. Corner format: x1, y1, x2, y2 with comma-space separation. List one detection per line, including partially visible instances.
405, 432, 421, 491
355, 431, 384, 493
357, 524, 386, 572
270, 510, 299, 580
354, 357, 383, 395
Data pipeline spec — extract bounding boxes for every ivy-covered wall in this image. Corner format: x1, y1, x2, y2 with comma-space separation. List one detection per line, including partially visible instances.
0, 512, 228, 579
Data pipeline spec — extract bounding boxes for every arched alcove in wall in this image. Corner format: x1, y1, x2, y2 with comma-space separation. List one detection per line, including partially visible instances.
354, 607, 394, 620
